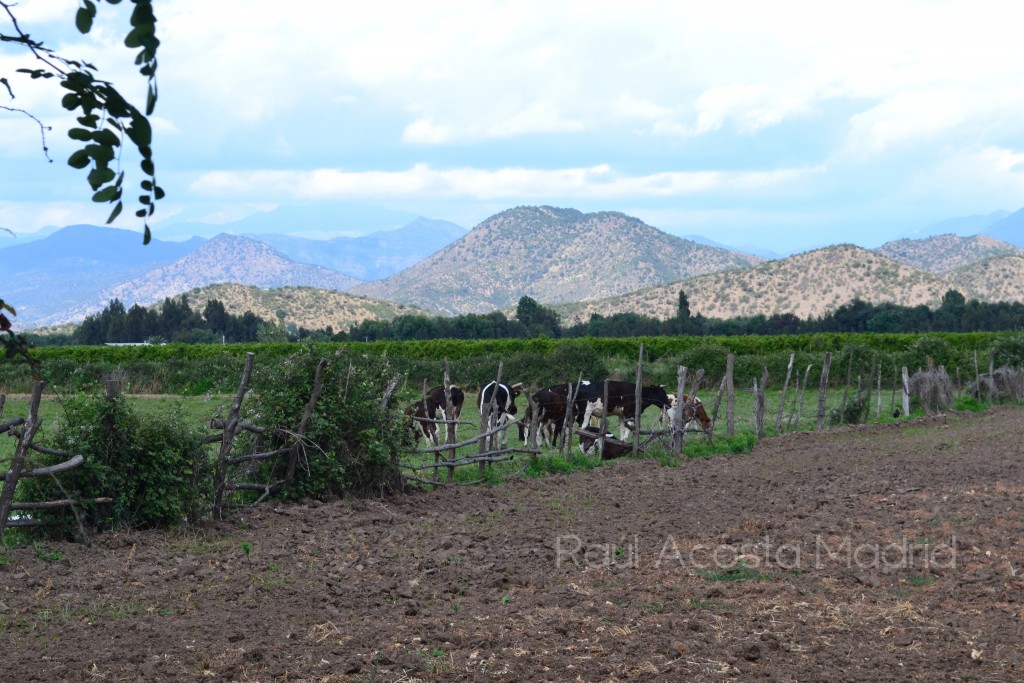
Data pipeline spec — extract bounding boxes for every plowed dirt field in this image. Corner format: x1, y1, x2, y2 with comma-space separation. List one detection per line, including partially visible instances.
3, 407, 1023, 682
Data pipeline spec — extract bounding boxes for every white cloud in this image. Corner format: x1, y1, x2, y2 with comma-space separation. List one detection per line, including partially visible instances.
190, 162, 818, 201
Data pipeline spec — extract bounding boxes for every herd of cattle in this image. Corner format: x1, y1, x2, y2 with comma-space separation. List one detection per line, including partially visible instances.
403, 379, 712, 459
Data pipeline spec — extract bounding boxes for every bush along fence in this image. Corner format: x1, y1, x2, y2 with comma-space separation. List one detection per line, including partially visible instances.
2, 346, 1021, 540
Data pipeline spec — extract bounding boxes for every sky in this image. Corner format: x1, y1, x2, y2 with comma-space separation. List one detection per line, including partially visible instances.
2, 0, 1024, 254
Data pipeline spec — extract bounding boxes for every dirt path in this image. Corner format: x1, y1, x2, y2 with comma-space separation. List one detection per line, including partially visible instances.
3, 407, 1023, 682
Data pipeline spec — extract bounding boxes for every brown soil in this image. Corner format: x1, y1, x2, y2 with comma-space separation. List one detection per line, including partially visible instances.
3, 407, 1024, 682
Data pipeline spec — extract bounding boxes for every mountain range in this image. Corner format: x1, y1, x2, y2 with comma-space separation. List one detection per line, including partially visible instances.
3, 205, 1023, 332
351, 206, 764, 315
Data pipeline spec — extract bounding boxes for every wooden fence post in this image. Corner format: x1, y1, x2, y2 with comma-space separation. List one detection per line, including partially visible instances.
774, 353, 794, 433
754, 367, 768, 437
901, 366, 911, 417
213, 352, 255, 518
873, 365, 881, 420
0, 382, 44, 538
443, 360, 456, 482
480, 361, 503, 477
633, 343, 644, 458
707, 375, 727, 444
793, 364, 813, 430
816, 352, 832, 430
726, 353, 736, 438
673, 366, 689, 453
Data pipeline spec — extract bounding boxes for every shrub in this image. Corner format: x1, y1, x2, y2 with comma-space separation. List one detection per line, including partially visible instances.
20, 393, 208, 535
247, 346, 412, 501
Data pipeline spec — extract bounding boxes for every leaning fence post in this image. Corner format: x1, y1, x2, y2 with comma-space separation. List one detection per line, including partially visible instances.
816, 352, 833, 430
707, 374, 727, 444
774, 353, 794, 434
793, 364, 813, 430
213, 352, 255, 518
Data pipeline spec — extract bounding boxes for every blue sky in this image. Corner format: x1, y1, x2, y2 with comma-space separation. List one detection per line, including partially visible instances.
2, 0, 1024, 253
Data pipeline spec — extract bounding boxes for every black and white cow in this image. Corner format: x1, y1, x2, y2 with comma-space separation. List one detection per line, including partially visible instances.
405, 386, 466, 446
478, 381, 523, 448
427, 385, 465, 423
575, 380, 671, 441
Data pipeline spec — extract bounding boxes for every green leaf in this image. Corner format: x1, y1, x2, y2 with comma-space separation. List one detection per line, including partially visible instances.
139, 195, 151, 205
68, 149, 90, 169
154, 186, 165, 200
75, 4, 96, 34
135, 209, 147, 218
140, 159, 155, 176
93, 129, 120, 147
141, 180, 153, 191
87, 167, 116, 189
68, 128, 93, 141
92, 186, 119, 203
61, 93, 81, 110
143, 225, 151, 245
106, 201, 123, 224
146, 84, 157, 116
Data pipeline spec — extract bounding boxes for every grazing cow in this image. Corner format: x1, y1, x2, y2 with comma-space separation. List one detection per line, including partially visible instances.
427, 385, 465, 423
576, 380, 671, 441
522, 384, 574, 447
405, 386, 465, 447
404, 397, 440, 446
478, 381, 523, 448
658, 393, 712, 432
577, 426, 630, 459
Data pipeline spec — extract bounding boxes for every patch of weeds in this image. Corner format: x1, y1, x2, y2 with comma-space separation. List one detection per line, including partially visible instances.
500, 594, 510, 605
697, 562, 778, 582
251, 573, 288, 590
610, 598, 628, 606
240, 541, 253, 559
685, 433, 757, 459
0, 551, 11, 569
954, 396, 987, 412
168, 535, 236, 555
267, 562, 281, 572
526, 450, 602, 477
450, 602, 461, 614
158, 608, 174, 616
904, 574, 934, 587
614, 546, 628, 562
31, 542, 64, 564
645, 600, 664, 613
442, 554, 461, 567
914, 537, 933, 545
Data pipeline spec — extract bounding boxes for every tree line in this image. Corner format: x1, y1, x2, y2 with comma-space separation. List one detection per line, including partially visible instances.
28, 289, 1024, 347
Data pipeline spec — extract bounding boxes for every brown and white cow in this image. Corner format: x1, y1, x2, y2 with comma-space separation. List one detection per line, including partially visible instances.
658, 393, 712, 432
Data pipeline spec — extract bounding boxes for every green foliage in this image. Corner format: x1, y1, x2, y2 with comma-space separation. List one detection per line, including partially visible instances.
954, 395, 987, 412
992, 335, 1024, 367
19, 393, 208, 534
3, 0, 161, 237
246, 347, 411, 500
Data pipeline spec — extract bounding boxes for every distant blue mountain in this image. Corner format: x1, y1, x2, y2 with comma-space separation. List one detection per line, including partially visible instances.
901, 210, 1011, 239
0, 225, 204, 327
251, 217, 468, 281
684, 234, 782, 260
156, 201, 423, 241
983, 208, 1024, 247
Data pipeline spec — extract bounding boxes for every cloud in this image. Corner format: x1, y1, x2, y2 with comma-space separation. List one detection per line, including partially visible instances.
190, 163, 818, 201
